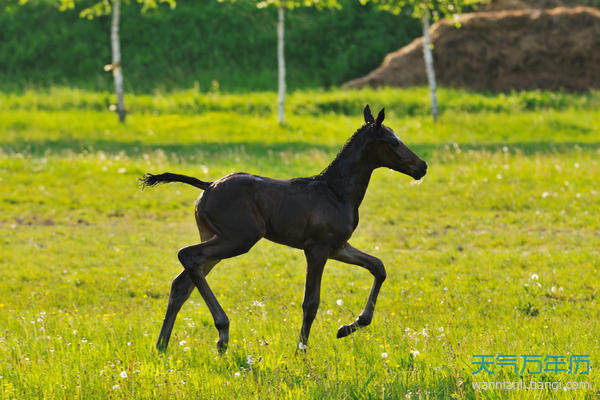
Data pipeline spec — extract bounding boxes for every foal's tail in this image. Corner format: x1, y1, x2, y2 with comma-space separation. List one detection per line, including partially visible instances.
139, 172, 212, 190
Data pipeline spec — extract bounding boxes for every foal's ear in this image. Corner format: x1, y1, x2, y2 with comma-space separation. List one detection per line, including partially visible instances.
375, 108, 385, 127
363, 105, 374, 124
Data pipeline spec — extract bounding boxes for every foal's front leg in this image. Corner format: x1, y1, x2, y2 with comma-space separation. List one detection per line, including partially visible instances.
298, 245, 329, 350
330, 242, 387, 338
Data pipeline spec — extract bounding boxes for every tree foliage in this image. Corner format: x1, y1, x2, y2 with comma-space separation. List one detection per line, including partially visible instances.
253, 0, 340, 10
360, 0, 485, 19
57, 0, 176, 18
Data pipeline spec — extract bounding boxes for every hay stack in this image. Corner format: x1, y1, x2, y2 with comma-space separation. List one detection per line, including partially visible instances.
344, 6, 600, 92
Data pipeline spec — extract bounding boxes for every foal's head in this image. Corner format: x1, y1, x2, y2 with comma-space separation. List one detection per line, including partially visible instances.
361, 105, 427, 180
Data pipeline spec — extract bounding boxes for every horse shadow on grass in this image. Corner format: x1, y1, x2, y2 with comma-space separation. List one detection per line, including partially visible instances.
1, 138, 599, 163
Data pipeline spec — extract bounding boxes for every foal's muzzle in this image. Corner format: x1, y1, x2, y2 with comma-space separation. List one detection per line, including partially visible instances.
411, 160, 428, 180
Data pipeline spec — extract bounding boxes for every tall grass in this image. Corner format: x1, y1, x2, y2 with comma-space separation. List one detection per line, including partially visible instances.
2, 87, 599, 117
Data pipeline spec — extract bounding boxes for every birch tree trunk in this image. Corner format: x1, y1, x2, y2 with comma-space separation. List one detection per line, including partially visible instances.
277, 6, 286, 125
111, 0, 126, 123
422, 13, 438, 122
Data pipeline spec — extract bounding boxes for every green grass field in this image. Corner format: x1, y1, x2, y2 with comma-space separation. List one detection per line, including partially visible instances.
0, 88, 599, 399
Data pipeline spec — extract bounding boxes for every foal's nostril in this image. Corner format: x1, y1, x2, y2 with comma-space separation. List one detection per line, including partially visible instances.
412, 160, 427, 179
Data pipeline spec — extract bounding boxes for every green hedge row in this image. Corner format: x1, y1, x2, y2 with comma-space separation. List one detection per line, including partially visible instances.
0, 0, 421, 92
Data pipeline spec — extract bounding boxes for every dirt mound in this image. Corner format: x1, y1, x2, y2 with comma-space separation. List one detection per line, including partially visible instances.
484, 0, 576, 11
344, 6, 600, 92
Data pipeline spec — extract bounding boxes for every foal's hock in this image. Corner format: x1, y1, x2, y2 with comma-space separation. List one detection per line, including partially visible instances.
140, 105, 427, 353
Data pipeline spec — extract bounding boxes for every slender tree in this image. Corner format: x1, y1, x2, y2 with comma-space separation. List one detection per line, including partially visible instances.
277, 5, 285, 125
255, 0, 340, 125
360, 0, 484, 121
59, 0, 176, 123
109, 0, 125, 122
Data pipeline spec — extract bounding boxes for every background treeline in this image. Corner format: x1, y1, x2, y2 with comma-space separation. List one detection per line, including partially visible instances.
0, 0, 421, 92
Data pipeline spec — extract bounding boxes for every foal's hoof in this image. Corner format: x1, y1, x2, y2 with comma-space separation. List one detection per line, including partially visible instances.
156, 344, 167, 353
156, 338, 168, 353
216, 339, 228, 354
336, 324, 357, 338
295, 342, 307, 356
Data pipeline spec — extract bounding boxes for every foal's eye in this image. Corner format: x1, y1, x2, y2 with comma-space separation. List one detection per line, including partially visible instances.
382, 137, 399, 147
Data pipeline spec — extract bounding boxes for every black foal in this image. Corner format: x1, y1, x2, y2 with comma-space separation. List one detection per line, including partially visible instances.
141, 105, 427, 353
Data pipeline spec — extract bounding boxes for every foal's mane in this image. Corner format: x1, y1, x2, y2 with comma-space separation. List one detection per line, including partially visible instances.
316, 123, 372, 180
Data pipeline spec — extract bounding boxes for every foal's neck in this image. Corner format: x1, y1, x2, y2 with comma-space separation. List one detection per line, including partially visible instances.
318, 131, 375, 208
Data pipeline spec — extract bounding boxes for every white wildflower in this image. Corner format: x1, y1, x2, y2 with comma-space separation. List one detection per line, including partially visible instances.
531, 274, 539, 281
246, 355, 254, 366
112, 384, 120, 390
336, 299, 343, 306
298, 342, 307, 350
120, 371, 128, 378
252, 300, 265, 307
179, 340, 186, 346
381, 352, 388, 359
410, 349, 420, 357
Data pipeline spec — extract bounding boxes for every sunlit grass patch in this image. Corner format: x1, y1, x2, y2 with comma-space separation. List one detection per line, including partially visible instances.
0, 88, 598, 399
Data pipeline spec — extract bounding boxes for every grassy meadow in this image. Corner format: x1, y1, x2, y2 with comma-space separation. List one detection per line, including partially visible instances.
0, 87, 599, 399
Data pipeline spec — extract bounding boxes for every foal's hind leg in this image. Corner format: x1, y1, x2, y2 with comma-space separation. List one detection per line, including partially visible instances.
156, 261, 219, 351
330, 242, 386, 338
178, 235, 261, 353
156, 222, 217, 352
